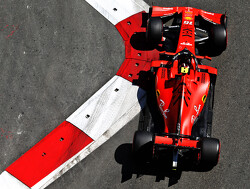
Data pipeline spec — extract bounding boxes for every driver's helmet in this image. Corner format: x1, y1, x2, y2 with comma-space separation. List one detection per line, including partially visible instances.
178, 54, 192, 73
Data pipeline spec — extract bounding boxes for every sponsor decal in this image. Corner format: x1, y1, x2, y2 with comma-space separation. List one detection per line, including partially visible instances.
172, 82, 191, 107
194, 104, 201, 115
191, 104, 201, 123
202, 95, 207, 103
163, 7, 173, 10
184, 17, 192, 20
159, 99, 170, 119
184, 14, 193, 17
202, 11, 214, 15
180, 42, 192, 46
161, 68, 166, 78
182, 28, 193, 37
156, 89, 160, 98
183, 21, 193, 25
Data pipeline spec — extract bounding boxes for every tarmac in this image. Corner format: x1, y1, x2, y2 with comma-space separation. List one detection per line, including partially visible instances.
0, 0, 249, 188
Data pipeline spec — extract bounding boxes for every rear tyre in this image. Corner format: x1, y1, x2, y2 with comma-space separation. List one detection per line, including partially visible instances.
199, 137, 220, 168
132, 131, 153, 162
146, 17, 163, 43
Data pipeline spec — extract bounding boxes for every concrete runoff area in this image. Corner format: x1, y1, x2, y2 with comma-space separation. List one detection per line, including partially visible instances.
0, 0, 249, 188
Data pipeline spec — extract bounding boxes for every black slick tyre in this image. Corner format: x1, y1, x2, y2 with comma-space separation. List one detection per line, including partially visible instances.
146, 17, 163, 43
209, 24, 227, 53
199, 137, 220, 168
132, 131, 153, 162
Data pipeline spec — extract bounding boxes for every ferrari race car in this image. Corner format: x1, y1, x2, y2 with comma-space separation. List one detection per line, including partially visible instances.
0, 2, 228, 188
132, 6, 227, 169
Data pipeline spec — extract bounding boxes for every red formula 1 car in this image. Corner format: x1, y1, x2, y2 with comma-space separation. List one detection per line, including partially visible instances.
132, 6, 227, 169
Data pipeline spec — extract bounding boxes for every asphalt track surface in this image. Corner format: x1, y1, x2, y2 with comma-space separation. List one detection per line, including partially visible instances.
0, 0, 249, 188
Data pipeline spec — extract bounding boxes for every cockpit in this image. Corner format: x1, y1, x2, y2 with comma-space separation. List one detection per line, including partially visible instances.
171, 49, 199, 74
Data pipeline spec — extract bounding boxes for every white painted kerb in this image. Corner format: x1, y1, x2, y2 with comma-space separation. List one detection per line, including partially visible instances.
33, 76, 146, 189
85, 0, 149, 25
67, 75, 146, 140
0, 171, 30, 189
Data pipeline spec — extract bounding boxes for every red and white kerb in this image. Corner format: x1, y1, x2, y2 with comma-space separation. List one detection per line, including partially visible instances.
0, 0, 160, 188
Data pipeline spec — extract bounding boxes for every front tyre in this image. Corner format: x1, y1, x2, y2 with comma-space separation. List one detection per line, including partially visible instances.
209, 24, 227, 54
146, 17, 163, 43
221, 14, 228, 28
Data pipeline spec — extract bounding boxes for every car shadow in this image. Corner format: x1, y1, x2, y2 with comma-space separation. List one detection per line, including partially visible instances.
114, 143, 212, 187
130, 32, 171, 52
114, 143, 182, 186
130, 32, 158, 51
